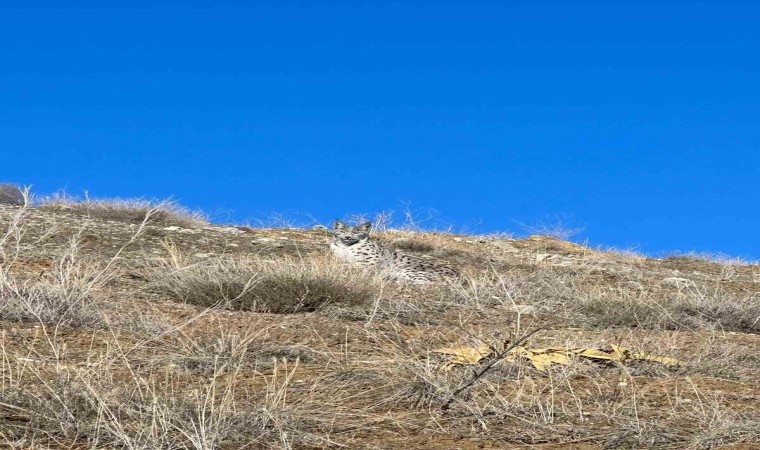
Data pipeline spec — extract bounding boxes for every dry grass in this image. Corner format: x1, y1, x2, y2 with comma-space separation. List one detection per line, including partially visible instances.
515, 214, 586, 241
568, 276, 760, 333
37, 193, 207, 228
0, 325, 331, 449
448, 264, 760, 333
148, 250, 384, 314
1, 199, 758, 449
361, 321, 760, 448
0, 266, 103, 328
661, 251, 760, 267
0, 206, 332, 449
1, 218, 106, 328
375, 229, 472, 264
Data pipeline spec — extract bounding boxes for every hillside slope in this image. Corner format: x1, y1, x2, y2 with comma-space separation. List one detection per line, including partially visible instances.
1, 203, 758, 449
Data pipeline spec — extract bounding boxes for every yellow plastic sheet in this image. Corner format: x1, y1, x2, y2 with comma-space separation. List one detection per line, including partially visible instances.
433, 342, 683, 372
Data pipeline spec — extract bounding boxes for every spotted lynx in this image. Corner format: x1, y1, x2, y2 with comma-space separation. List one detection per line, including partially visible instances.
330, 220, 459, 283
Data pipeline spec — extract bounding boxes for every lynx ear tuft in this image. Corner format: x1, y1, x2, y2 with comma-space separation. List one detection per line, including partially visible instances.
359, 221, 372, 232
333, 219, 347, 230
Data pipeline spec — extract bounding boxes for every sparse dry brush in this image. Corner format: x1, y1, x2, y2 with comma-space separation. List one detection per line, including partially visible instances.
0, 206, 105, 328
0, 198, 759, 449
574, 282, 760, 333
0, 206, 333, 448
0, 327, 330, 449
0, 268, 103, 328
458, 262, 760, 333
38, 193, 208, 228
362, 321, 760, 448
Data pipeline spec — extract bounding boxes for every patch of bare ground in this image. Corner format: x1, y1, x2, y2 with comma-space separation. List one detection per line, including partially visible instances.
1, 202, 758, 449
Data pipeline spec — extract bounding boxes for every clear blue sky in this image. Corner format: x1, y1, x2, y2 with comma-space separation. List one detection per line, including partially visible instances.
1, 1, 758, 258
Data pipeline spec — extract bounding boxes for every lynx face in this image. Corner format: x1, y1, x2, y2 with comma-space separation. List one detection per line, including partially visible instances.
332, 220, 372, 247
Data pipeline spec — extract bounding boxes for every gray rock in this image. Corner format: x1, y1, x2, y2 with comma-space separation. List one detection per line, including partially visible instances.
662, 277, 694, 288
215, 226, 246, 235
511, 304, 537, 314
490, 240, 519, 252
0, 184, 25, 206
554, 258, 575, 267
534, 253, 575, 266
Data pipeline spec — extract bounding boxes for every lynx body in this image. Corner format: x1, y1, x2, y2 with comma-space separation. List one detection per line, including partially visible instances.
330, 220, 458, 283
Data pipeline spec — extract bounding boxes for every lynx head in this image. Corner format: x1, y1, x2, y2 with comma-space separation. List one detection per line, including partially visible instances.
332, 219, 372, 246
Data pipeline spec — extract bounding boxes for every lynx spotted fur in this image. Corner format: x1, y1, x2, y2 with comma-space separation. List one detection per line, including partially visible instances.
330, 220, 458, 283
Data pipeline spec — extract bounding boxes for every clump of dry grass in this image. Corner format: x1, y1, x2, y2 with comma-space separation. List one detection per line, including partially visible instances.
151, 325, 324, 375
515, 214, 586, 241
1, 194, 182, 330
662, 251, 759, 266
373, 229, 473, 269
38, 193, 207, 228
0, 277, 103, 327
572, 282, 760, 333
149, 253, 381, 314
0, 238, 105, 328
451, 264, 760, 333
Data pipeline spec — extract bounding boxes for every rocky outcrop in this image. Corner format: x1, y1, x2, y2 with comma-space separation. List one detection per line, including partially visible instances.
0, 184, 25, 206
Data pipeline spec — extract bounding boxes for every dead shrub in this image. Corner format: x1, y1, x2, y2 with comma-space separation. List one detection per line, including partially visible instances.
150, 256, 378, 313
0, 281, 102, 328
0, 241, 105, 328
38, 194, 207, 228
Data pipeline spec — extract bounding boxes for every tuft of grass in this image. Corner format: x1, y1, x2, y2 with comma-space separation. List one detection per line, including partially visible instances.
451, 265, 760, 333
662, 251, 759, 266
38, 193, 207, 228
0, 238, 105, 328
374, 229, 469, 264
149, 254, 380, 314
0, 278, 103, 328
515, 214, 586, 241
152, 324, 324, 375
572, 283, 760, 333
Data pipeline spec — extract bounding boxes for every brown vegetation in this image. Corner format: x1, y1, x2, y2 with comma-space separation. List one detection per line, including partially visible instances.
149, 253, 382, 313
1, 199, 758, 449
37, 193, 207, 228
